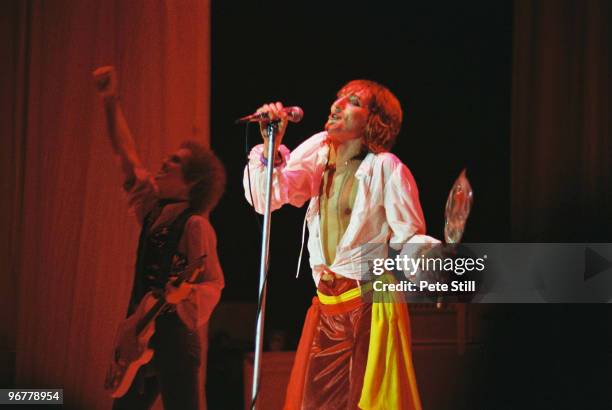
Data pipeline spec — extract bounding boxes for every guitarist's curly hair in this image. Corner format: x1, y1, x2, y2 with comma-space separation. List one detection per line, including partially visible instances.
179, 141, 226, 213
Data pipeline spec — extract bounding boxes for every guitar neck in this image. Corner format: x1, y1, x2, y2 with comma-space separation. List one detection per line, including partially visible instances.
134, 255, 206, 336
135, 297, 167, 335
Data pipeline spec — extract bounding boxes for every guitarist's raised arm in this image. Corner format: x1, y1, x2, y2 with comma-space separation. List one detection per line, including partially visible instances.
93, 66, 156, 223
93, 66, 144, 190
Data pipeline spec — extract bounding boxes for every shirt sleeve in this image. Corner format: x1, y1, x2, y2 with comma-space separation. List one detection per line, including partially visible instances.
124, 167, 158, 225
382, 158, 442, 279
243, 133, 326, 213
176, 215, 224, 330
383, 159, 427, 245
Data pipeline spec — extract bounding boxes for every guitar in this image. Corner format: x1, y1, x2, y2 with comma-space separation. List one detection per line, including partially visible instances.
104, 255, 205, 398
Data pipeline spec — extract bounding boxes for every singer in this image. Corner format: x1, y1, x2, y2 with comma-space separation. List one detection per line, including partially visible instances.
244, 80, 435, 409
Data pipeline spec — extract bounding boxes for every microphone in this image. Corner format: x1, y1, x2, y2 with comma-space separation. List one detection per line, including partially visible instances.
236, 106, 304, 124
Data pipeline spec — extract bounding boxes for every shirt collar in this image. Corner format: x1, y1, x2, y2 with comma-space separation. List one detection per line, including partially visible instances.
355, 154, 374, 180
320, 133, 372, 180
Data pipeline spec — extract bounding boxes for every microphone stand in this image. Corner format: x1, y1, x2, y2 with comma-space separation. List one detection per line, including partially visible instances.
250, 121, 278, 409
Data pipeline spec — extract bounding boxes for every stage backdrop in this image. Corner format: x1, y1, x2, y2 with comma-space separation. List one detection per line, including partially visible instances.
511, 0, 611, 241
0, 0, 210, 408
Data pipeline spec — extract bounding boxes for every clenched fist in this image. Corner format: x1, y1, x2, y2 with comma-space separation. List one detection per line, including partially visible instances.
93, 65, 117, 99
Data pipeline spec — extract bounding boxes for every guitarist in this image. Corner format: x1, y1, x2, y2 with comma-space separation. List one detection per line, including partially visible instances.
93, 66, 225, 410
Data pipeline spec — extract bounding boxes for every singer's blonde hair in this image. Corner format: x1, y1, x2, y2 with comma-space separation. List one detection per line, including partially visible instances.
337, 80, 403, 153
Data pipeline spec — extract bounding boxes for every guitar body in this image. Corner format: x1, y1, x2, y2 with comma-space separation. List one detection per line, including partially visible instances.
104, 255, 204, 398
105, 292, 160, 398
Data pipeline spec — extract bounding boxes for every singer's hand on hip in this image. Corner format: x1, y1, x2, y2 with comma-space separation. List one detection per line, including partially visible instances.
257, 102, 289, 142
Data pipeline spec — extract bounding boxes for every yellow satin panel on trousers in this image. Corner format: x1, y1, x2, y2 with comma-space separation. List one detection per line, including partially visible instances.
359, 273, 422, 410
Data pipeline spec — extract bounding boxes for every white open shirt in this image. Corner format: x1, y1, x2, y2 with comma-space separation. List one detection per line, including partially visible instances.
244, 131, 437, 286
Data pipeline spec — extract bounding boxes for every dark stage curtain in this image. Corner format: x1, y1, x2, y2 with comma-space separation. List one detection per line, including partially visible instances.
0, 1, 210, 408
0, 1, 27, 389
512, 0, 611, 241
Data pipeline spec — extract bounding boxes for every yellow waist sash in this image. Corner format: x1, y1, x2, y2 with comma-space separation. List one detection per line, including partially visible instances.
316, 286, 361, 305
